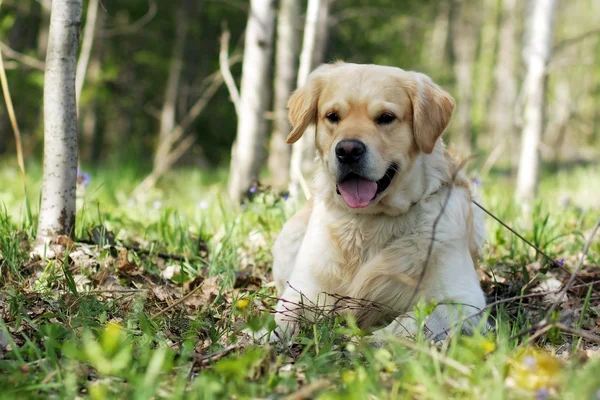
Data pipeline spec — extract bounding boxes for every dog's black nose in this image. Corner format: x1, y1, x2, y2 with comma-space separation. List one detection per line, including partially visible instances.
335, 139, 366, 164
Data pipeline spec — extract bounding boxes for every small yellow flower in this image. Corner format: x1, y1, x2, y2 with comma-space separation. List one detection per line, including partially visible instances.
482, 339, 496, 353
236, 298, 250, 310
341, 370, 355, 383
507, 348, 563, 391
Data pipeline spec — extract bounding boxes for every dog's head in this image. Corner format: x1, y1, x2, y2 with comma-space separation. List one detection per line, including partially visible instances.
287, 62, 454, 214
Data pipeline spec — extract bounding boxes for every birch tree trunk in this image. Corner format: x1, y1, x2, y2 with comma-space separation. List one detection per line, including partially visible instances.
288, 0, 331, 199
81, 7, 106, 163
154, 0, 190, 170
489, 0, 518, 158
426, 0, 451, 67
450, 0, 479, 154
227, 0, 277, 204
267, 0, 302, 191
516, 0, 557, 202
35, 0, 82, 249
75, 0, 100, 108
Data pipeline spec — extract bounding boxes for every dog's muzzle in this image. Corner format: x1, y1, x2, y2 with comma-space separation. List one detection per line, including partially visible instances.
335, 163, 398, 208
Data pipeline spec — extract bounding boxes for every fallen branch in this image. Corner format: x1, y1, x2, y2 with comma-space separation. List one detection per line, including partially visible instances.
284, 379, 332, 400
152, 281, 205, 318
75, 237, 208, 263
540, 218, 600, 325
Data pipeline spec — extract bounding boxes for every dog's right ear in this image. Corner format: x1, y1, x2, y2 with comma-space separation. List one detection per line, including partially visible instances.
286, 63, 340, 144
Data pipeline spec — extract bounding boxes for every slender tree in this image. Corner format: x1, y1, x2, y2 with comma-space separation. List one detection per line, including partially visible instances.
75, 0, 100, 108
267, 0, 302, 191
490, 0, 519, 161
516, 0, 557, 202
450, 0, 480, 155
227, 0, 277, 204
154, 0, 191, 171
288, 0, 331, 199
35, 0, 82, 250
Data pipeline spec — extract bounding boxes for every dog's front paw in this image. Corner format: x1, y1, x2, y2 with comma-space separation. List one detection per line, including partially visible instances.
269, 313, 300, 344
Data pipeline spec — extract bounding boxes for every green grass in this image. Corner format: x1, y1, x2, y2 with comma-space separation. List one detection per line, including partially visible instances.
1, 159, 599, 399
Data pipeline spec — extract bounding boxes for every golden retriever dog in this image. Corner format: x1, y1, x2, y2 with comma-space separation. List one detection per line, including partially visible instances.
270, 62, 486, 342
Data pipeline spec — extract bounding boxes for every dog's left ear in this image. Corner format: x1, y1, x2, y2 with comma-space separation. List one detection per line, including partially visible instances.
406, 72, 455, 154
286, 63, 340, 144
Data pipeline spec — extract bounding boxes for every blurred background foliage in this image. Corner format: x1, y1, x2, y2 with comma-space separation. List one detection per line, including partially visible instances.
0, 0, 598, 177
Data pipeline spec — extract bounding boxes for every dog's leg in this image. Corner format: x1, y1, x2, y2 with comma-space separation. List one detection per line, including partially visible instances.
374, 246, 487, 342
272, 200, 313, 295
270, 202, 337, 343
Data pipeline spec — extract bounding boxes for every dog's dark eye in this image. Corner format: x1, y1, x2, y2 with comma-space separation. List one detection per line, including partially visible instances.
376, 112, 396, 125
326, 112, 340, 123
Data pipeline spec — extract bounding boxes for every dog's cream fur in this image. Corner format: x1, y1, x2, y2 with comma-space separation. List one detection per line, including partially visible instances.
271, 62, 486, 341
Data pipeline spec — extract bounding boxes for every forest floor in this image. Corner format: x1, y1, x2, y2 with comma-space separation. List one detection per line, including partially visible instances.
1, 161, 600, 399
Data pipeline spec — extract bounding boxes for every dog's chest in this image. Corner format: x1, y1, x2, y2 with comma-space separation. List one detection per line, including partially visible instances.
327, 210, 420, 279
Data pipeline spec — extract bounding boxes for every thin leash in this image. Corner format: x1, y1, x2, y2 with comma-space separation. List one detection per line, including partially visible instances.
472, 200, 566, 270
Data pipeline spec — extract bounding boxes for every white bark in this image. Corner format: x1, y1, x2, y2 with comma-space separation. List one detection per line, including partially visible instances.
154, 1, 190, 170
490, 0, 519, 160
35, 0, 82, 247
75, 0, 99, 108
450, 0, 479, 154
289, 0, 330, 199
267, 0, 302, 191
516, 0, 557, 202
426, 1, 451, 67
227, 0, 277, 204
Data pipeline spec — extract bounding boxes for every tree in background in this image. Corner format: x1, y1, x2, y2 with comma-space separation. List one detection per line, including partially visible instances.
35, 0, 82, 251
516, 0, 557, 203
288, 0, 331, 199
267, 0, 302, 192
75, 0, 100, 109
154, 0, 192, 172
489, 0, 519, 164
450, 0, 480, 155
227, 0, 277, 204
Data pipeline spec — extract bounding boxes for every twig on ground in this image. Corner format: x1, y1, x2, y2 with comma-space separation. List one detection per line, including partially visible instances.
151, 282, 205, 318
200, 344, 241, 365
554, 322, 600, 345
75, 238, 208, 263
284, 379, 332, 400
540, 218, 600, 325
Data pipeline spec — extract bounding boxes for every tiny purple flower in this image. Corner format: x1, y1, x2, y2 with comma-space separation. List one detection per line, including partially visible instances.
283, 193, 289, 201
249, 186, 257, 193
557, 258, 565, 266
474, 178, 482, 187
77, 170, 91, 188
523, 356, 536, 368
535, 388, 550, 400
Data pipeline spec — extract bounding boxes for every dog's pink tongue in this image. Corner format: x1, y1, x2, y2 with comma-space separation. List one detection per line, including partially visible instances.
337, 178, 377, 208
